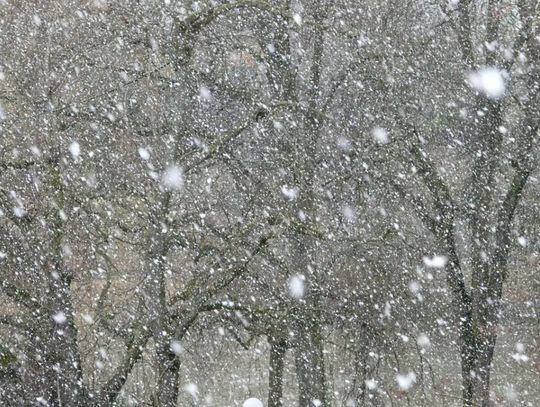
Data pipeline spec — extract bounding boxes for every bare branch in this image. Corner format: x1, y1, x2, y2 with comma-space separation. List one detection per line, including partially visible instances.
0, 281, 36, 309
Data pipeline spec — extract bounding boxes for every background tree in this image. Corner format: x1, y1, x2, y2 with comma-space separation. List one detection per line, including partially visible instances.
1, 1, 538, 406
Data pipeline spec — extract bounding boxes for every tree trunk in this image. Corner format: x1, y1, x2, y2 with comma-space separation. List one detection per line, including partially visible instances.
268, 338, 287, 407
147, 252, 181, 407
460, 303, 498, 407
43, 275, 87, 406
42, 162, 88, 405
295, 301, 327, 407
461, 337, 497, 407
293, 1, 327, 404
154, 342, 181, 407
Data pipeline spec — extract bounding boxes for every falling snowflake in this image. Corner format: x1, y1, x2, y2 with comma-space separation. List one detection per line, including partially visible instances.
53, 311, 67, 324
199, 85, 211, 101
162, 165, 184, 190
138, 147, 150, 160
281, 185, 299, 200
243, 398, 263, 407
422, 255, 448, 268
409, 281, 421, 294
288, 274, 305, 299
32, 15, 42, 26
342, 205, 356, 222
13, 207, 26, 218
82, 314, 94, 324
417, 333, 431, 348
184, 383, 198, 397
69, 141, 81, 158
365, 379, 378, 390
396, 371, 416, 391
467, 67, 506, 99
170, 340, 184, 356
372, 126, 389, 144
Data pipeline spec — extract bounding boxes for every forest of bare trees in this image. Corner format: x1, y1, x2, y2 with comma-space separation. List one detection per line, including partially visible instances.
0, 1, 538, 406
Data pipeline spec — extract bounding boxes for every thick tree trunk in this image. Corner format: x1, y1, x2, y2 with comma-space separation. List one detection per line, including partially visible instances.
154, 342, 181, 407
460, 302, 498, 407
295, 302, 327, 407
461, 335, 497, 407
293, 1, 327, 404
147, 252, 181, 407
141, 191, 181, 406
268, 338, 287, 407
42, 162, 88, 405
42, 275, 87, 406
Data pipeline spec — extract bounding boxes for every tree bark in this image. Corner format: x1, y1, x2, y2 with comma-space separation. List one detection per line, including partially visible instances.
293, 2, 328, 405
295, 298, 327, 407
144, 226, 180, 407
268, 338, 287, 407
44, 278, 86, 406
41, 161, 88, 406
154, 342, 181, 407
460, 306, 498, 407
